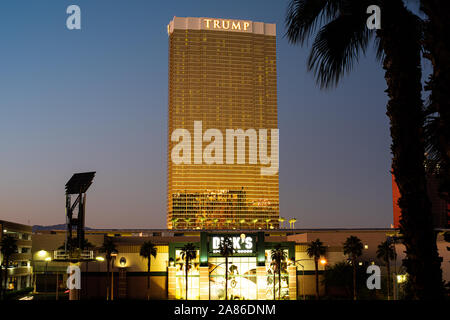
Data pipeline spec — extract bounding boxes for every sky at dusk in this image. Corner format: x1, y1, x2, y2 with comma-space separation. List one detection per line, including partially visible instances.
1, 0, 425, 229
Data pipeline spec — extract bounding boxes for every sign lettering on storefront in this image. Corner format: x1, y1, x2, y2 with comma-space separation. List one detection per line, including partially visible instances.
210, 235, 255, 254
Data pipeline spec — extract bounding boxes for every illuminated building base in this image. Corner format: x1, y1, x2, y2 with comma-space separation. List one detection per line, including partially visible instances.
31, 228, 423, 300
168, 259, 296, 300
166, 231, 295, 300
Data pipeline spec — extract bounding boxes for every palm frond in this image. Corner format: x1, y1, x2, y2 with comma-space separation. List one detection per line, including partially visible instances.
307, 7, 370, 89
424, 115, 441, 164
373, 35, 385, 62
285, 0, 341, 45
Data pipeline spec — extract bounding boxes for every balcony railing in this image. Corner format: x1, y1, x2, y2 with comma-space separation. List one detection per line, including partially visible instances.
53, 250, 94, 261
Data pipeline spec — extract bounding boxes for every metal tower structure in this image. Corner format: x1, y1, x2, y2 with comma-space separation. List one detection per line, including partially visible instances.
64, 172, 96, 252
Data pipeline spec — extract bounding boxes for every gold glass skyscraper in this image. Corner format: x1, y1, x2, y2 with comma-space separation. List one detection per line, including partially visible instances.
167, 17, 279, 230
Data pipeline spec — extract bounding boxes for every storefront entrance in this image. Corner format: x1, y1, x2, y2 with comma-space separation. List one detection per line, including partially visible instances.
209, 256, 257, 300
168, 232, 296, 300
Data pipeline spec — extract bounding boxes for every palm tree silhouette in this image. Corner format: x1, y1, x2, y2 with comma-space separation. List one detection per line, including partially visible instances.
421, 0, 450, 203
421, 2, 450, 298
377, 240, 396, 300
219, 237, 234, 300
288, 218, 296, 229
180, 243, 197, 300
270, 244, 287, 300
199, 217, 206, 229
99, 236, 118, 300
285, 0, 443, 298
171, 218, 178, 229
140, 241, 157, 300
185, 218, 191, 229
265, 219, 271, 229
306, 238, 327, 300
0, 235, 18, 298
278, 217, 285, 229
343, 236, 363, 300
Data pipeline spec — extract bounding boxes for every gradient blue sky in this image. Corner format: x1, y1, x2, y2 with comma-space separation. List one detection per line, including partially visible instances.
1, 0, 424, 228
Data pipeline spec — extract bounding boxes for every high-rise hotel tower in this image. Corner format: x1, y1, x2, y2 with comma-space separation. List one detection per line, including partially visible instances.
167, 17, 279, 230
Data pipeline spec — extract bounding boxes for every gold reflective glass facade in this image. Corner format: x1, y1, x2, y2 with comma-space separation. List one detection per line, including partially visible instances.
167, 17, 279, 230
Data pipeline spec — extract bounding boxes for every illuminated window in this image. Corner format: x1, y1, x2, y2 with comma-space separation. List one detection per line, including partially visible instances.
264, 249, 289, 299
209, 257, 257, 300
175, 249, 200, 300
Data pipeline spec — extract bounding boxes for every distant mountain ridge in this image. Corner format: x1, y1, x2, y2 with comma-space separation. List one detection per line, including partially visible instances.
32, 224, 93, 232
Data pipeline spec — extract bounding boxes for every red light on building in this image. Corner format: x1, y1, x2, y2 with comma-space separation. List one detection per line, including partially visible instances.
392, 174, 401, 228
392, 172, 449, 229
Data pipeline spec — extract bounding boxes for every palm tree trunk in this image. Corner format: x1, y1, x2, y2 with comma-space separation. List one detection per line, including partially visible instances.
3, 260, 7, 298
5, 258, 10, 297
278, 263, 281, 300
314, 259, 319, 300
378, 0, 444, 299
273, 269, 276, 300
106, 258, 110, 300
111, 263, 114, 301
225, 256, 228, 300
0, 260, 3, 300
147, 258, 151, 300
185, 258, 188, 300
387, 260, 391, 300
352, 258, 356, 301
1, 262, 5, 299
85, 261, 89, 299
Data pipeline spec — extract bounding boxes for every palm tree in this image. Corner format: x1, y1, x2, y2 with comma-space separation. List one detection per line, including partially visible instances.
180, 243, 197, 300
0, 235, 18, 298
270, 260, 277, 300
99, 236, 118, 300
278, 217, 285, 229
199, 217, 206, 229
140, 241, 157, 300
288, 218, 296, 229
421, 0, 450, 200
0, 233, 3, 300
218, 237, 234, 300
343, 236, 363, 300
83, 240, 95, 297
306, 238, 327, 299
265, 219, 271, 229
270, 244, 287, 300
285, 0, 444, 299
421, 2, 450, 299
377, 240, 396, 300
171, 218, 178, 229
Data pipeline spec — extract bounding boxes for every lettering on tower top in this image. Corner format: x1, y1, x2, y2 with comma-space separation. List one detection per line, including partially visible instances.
167, 17, 276, 36
203, 18, 251, 32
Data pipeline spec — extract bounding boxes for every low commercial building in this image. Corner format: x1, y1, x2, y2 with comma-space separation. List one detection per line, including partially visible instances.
31, 228, 449, 299
0, 220, 33, 291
